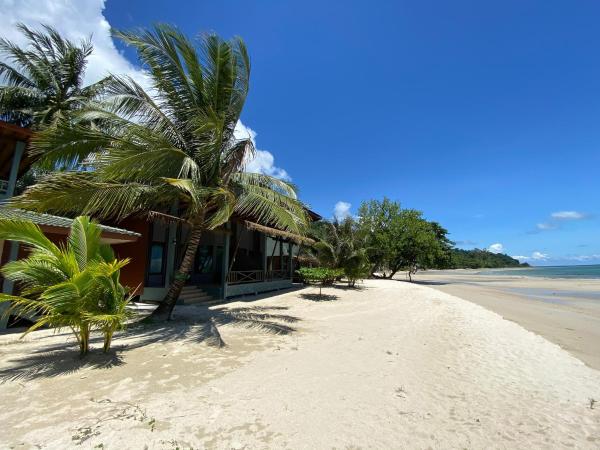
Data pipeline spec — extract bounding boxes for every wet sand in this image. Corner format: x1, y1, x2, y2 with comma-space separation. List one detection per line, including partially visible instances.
416, 270, 600, 370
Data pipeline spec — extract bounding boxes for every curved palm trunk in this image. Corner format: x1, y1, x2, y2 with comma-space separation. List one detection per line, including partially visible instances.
153, 222, 204, 320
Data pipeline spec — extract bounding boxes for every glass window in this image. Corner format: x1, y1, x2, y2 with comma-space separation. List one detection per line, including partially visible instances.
149, 244, 164, 274
196, 245, 214, 274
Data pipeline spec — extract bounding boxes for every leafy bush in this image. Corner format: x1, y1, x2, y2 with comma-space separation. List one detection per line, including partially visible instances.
0, 215, 133, 355
297, 267, 343, 285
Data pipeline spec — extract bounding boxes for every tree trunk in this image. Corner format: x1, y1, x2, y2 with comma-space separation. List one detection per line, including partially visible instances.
103, 330, 113, 353
153, 221, 204, 320
79, 323, 90, 357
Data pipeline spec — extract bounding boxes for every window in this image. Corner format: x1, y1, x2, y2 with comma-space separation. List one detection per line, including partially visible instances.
195, 245, 214, 274
149, 244, 165, 274
146, 222, 169, 287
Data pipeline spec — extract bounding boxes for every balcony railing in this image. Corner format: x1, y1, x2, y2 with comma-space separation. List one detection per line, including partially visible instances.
227, 269, 291, 285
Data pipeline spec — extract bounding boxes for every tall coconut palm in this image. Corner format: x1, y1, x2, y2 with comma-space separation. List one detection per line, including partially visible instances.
13, 25, 309, 319
0, 215, 132, 355
0, 23, 106, 130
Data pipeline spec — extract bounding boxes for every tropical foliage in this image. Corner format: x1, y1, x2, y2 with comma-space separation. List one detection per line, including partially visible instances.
307, 218, 370, 286
10, 24, 309, 319
0, 215, 132, 355
355, 198, 451, 280
296, 267, 344, 296
447, 248, 526, 269
0, 23, 106, 129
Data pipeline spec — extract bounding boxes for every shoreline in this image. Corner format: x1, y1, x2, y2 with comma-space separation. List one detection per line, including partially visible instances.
416, 270, 600, 370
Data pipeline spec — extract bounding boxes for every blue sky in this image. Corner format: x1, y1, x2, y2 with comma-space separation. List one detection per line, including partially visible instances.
2, 0, 600, 265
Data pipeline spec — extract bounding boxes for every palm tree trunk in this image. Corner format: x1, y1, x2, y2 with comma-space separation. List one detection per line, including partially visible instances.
153, 221, 204, 320
79, 323, 90, 357
103, 330, 113, 353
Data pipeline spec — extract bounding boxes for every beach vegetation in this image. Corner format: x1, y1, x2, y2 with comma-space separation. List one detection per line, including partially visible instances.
297, 267, 343, 296
309, 218, 370, 286
356, 198, 452, 280
0, 216, 132, 355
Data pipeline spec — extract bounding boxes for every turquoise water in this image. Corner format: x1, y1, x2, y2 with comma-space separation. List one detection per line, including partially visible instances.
478, 264, 600, 279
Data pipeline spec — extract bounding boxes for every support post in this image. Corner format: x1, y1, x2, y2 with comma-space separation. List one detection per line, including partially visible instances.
0, 241, 20, 328
4, 141, 24, 198
221, 222, 230, 299
289, 242, 293, 279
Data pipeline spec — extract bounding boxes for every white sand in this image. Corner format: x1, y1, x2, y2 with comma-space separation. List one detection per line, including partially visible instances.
1, 279, 599, 449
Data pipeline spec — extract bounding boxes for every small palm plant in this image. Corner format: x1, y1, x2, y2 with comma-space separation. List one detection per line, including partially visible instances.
0, 215, 132, 355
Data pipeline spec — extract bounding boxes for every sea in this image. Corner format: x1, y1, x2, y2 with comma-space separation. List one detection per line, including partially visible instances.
478, 264, 600, 279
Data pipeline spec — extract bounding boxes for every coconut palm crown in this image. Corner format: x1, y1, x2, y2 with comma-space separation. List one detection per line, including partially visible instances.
13, 24, 309, 318
0, 23, 106, 128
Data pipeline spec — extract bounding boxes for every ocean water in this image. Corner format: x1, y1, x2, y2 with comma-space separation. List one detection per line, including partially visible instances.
478, 264, 600, 279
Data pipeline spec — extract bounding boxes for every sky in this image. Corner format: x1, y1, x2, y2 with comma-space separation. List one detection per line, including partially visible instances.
1, 0, 599, 265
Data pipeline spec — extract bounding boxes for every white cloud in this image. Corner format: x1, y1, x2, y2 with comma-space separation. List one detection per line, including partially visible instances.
333, 201, 351, 221
512, 251, 550, 262
551, 211, 587, 220
235, 120, 290, 180
564, 254, 600, 262
488, 243, 504, 254
536, 222, 557, 230
0, 0, 149, 88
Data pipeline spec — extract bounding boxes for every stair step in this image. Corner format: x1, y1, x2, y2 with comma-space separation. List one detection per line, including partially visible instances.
180, 294, 213, 302
179, 296, 218, 305
181, 286, 203, 292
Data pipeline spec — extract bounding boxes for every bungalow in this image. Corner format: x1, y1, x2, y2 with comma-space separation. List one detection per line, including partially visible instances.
119, 212, 318, 305
0, 120, 320, 326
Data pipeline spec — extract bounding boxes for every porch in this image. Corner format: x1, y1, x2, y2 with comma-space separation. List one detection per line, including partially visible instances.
139, 218, 300, 302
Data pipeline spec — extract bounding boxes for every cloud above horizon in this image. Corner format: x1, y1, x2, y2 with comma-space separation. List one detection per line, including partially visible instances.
488, 243, 504, 254
530, 210, 591, 234
235, 121, 290, 180
551, 211, 588, 220
333, 201, 352, 221
512, 251, 550, 262
0, 0, 149, 88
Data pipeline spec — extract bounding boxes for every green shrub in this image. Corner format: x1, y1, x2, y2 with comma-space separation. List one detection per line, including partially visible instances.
297, 267, 343, 285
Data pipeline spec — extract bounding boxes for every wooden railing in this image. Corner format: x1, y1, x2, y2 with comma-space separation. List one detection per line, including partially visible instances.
227, 269, 291, 285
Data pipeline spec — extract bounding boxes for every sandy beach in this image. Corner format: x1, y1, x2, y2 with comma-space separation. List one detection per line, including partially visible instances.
1, 279, 599, 449
416, 270, 600, 370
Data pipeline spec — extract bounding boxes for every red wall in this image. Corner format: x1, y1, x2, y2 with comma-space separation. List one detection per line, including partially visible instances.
113, 217, 151, 296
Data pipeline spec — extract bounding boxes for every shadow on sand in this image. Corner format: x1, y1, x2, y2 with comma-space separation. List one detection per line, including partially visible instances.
410, 280, 451, 286
0, 305, 301, 382
299, 293, 340, 302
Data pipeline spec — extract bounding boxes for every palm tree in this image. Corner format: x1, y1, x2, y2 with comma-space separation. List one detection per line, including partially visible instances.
0, 215, 132, 355
310, 218, 370, 286
0, 23, 106, 130
13, 25, 309, 319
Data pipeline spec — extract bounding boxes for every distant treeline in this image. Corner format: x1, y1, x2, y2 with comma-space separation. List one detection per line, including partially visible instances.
445, 248, 528, 269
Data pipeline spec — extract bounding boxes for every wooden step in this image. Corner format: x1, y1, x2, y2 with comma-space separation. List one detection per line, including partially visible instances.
178, 286, 216, 305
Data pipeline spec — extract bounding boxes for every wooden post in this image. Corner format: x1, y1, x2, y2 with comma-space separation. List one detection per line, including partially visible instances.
221, 222, 230, 300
